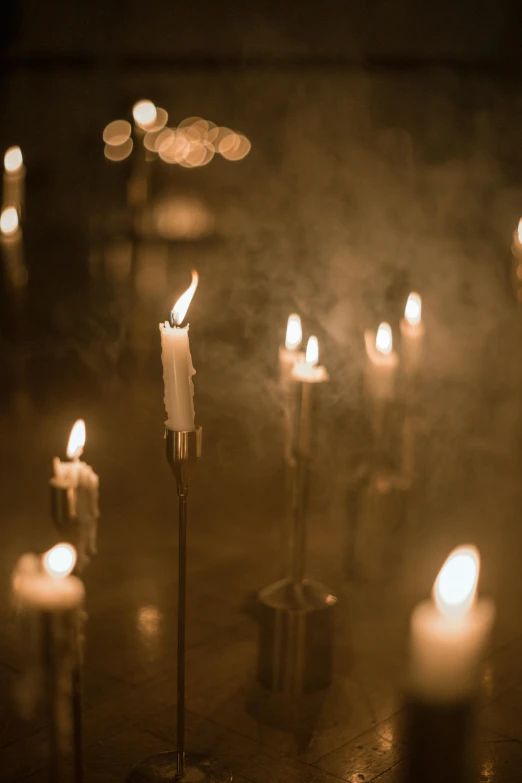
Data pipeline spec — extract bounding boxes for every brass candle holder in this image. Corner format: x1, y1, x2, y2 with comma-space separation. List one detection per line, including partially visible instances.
127, 426, 232, 783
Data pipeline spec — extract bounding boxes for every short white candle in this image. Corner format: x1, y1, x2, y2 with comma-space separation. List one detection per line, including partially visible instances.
292, 335, 329, 384
0, 205, 27, 289
52, 419, 87, 489
279, 313, 304, 383
400, 292, 425, 377
3, 146, 25, 216
13, 544, 84, 612
160, 271, 198, 432
408, 545, 495, 703
364, 322, 398, 401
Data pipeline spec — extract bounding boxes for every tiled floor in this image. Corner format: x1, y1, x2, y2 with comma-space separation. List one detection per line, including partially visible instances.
1, 60, 522, 782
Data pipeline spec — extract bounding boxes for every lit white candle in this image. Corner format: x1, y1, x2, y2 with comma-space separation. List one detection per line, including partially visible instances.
13, 544, 84, 612
400, 293, 424, 377
3, 146, 25, 216
52, 419, 87, 489
279, 313, 304, 382
132, 100, 158, 133
292, 335, 329, 384
364, 322, 398, 401
0, 205, 27, 288
160, 271, 198, 432
409, 545, 495, 703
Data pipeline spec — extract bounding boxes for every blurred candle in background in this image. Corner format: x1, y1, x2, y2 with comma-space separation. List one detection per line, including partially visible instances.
510, 219, 522, 302
279, 313, 303, 385
400, 292, 424, 377
293, 335, 329, 384
364, 322, 398, 401
3, 146, 25, 217
0, 205, 27, 289
408, 545, 495, 703
160, 271, 198, 432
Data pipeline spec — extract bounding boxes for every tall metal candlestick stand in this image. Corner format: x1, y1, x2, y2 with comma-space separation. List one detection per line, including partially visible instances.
257, 380, 337, 696
127, 426, 232, 783
50, 487, 85, 783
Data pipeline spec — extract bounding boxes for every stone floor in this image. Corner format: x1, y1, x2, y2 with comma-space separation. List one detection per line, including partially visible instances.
1, 60, 522, 782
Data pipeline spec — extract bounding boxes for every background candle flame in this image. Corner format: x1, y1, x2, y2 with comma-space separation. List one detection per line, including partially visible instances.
0, 206, 19, 236
405, 292, 422, 326
285, 313, 302, 350
132, 100, 157, 130
66, 419, 86, 459
43, 543, 77, 579
172, 270, 199, 325
434, 545, 480, 618
306, 335, 319, 366
376, 322, 393, 355
4, 146, 23, 173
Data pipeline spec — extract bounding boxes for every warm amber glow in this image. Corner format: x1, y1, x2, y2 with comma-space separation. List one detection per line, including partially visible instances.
172, 270, 199, 325
0, 206, 19, 236
4, 146, 23, 173
285, 313, 302, 350
306, 335, 319, 366
221, 133, 251, 161
104, 138, 133, 161
43, 543, 77, 578
405, 292, 422, 326
103, 120, 131, 146
376, 322, 393, 355
434, 545, 480, 618
132, 100, 157, 129
144, 107, 168, 133
66, 419, 86, 459
518, 219, 522, 245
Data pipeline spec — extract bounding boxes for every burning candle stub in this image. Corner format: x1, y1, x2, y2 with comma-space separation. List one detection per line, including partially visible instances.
13, 544, 84, 611
365, 322, 399, 401
160, 271, 198, 432
279, 314, 304, 383
408, 545, 495, 703
293, 335, 329, 384
3, 146, 25, 216
0, 205, 27, 289
400, 293, 425, 377
51, 420, 100, 568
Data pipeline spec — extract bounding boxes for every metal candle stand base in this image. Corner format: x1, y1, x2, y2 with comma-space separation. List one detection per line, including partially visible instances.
127, 751, 232, 783
127, 427, 232, 783
257, 577, 336, 695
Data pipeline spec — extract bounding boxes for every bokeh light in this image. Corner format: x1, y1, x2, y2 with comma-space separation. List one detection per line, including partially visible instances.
0, 206, 19, 236
43, 544, 77, 579
132, 100, 157, 130
4, 146, 23, 173
104, 138, 133, 162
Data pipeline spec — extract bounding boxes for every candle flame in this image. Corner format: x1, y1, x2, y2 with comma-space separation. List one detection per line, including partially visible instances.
4, 146, 23, 173
0, 206, 19, 236
43, 543, 77, 579
66, 419, 86, 459
285, 313, 302, 350
306, 335, 319, 366
172, 270, 199, 326
405, 292, 422, 326
376, 322, 393, 355
434, 545, 480, 618
518, 219, 522, 245
132, 100, 157, 129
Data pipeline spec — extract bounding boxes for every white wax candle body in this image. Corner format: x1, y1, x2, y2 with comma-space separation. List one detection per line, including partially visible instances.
364, 330, 398, 401
279, 346, 305, 386
1, 229, 27, 289
13, 555, 84, 612
160, 322, 196, 432
292, 362, 329, 384
51, 459, 100, 564
409, 598, 495, 703
400, 318, 425, 377
3, 167, 25, 215
51, 457, 84, 489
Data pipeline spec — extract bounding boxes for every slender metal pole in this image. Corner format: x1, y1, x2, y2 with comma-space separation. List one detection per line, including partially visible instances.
42, 612, 61, 783
176, 488, 188, 779
71, 610, 84, 783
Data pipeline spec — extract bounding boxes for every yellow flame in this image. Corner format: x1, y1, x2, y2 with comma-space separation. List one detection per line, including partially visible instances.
0, 206, 19, 236
518, 219, 522, 245
434, 545, 480, 618
405, 292, 422, 326
285, 313, 302, 350
43, 543, 77, 578
306, 335, 319, 366
66, 419, 86, 459
172, 270, 199, 325
132, 100, 157, 129
376, 322, 393, 355
4, 146, 23, 173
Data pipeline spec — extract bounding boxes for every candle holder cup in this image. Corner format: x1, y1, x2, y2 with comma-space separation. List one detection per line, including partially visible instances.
127, 426, 232, 783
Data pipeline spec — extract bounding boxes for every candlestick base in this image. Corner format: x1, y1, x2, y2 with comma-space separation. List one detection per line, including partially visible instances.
165, 427, 202, 492
256, 577, 336, 695
126, 751, 232, 782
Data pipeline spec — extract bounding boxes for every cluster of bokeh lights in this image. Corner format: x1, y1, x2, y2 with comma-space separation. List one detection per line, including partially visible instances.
103, 99, 250, 167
